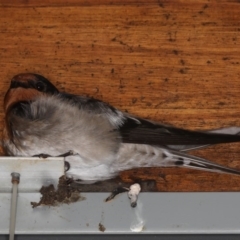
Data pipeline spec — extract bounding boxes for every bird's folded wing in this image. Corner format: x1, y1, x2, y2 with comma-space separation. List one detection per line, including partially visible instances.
119, 117, 240, 146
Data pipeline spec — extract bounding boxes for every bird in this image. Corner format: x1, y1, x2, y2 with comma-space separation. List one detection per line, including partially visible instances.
3, 73, 240, 184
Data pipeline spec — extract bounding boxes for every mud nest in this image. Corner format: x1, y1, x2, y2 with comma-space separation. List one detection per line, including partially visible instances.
31, 175, 85, 208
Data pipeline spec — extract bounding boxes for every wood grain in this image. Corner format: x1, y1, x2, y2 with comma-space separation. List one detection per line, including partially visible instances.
1, 0, 240, 191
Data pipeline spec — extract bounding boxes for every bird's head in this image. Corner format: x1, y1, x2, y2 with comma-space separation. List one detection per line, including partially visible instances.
4, 73, 59, 112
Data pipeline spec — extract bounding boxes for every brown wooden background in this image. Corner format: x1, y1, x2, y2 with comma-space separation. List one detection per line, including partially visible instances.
1, 0, 240, 192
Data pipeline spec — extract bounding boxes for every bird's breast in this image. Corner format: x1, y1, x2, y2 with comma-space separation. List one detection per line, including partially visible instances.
3, 95, 121, 167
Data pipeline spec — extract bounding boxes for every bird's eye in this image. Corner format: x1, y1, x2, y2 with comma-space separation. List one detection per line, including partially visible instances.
36, 81, 45, 92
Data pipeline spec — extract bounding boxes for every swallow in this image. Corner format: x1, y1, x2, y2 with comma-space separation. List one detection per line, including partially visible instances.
3, 73, 240, 184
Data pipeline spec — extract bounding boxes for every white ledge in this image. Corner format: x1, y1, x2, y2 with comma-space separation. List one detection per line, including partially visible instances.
1, 192, 240, 234
0, 157, 64, 192
1, 157, 239, 234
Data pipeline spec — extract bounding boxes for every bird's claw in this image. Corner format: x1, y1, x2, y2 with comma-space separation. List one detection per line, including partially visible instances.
64, 161, 70, 172
33, 150, 75, 159
33, 151, 72, 172
33, 153, 52, 158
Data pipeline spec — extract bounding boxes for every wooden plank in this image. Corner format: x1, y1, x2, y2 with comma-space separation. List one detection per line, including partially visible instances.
1, 0, 240, 191
0, 0, 177, 7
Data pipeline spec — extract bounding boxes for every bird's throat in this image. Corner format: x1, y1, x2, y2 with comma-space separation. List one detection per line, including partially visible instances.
4, 87, 42, 113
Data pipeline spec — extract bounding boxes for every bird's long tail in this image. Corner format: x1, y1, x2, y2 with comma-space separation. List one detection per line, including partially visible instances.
115, 143, 240, 176
161, 148, 240, 176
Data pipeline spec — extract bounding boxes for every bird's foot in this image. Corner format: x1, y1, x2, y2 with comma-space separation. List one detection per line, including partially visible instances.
33, 150, 76, 159
64, 161, 70, 172
32, 153, 52, 158
33, 151, 73, 172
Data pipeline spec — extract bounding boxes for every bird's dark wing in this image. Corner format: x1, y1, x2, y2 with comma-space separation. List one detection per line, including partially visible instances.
119, 116, 240, 146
